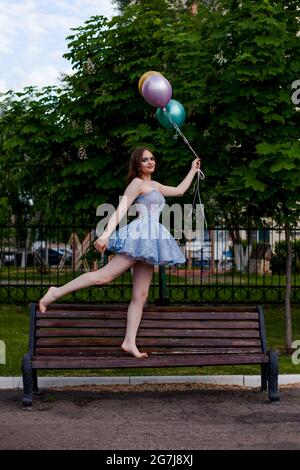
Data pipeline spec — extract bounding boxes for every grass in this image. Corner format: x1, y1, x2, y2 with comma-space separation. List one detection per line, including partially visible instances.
0, 267, 135, 283
0, 303, 300, 378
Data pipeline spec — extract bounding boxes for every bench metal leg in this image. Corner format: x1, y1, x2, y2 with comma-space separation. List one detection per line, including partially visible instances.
267, 351, 280, 402
32, 369, 41, 395
260, 364, 268, 392
22, 353, 33, 407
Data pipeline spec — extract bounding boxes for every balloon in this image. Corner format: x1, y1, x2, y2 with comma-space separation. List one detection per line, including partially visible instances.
138, 71, 162, 95
142, 75, 172, 108
156, 99, 186, 130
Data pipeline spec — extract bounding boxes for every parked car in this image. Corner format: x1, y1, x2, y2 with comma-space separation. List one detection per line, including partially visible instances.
32, 243, 72, 267
48, 248, 72, 266
187, 240, 211, 268
0, 251, 16, 266
192, 257, 210, 269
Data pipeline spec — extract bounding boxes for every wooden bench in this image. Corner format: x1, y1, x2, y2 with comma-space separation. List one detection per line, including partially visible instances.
22, 303, 280, 406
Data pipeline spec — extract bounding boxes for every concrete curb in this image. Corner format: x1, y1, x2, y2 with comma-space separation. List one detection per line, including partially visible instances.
1, 375, 300, 389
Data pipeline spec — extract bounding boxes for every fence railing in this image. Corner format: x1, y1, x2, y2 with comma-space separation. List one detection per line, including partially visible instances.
1, 222, 300, 304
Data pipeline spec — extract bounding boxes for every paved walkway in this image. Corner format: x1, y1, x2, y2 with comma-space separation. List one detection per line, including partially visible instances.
1, 383, 300, 450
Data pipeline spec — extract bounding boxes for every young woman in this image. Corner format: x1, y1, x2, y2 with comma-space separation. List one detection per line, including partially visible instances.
39, 147, 201, 358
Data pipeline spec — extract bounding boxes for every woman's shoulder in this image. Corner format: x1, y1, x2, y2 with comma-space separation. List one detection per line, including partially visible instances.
131, 177, 142, 184
129, 177, 144, 189
124, 178, 144, 196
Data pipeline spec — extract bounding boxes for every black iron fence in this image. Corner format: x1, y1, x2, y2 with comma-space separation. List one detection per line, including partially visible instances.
1, 222, 300, 304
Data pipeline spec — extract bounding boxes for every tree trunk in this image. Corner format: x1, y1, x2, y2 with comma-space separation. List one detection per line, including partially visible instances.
228, 227, 249, 272
21, 227, 32, 268
284, 223, 293, 355
233, 244, 251, 272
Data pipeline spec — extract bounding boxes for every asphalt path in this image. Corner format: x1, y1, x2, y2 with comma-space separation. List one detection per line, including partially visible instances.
1, 383, 300, 450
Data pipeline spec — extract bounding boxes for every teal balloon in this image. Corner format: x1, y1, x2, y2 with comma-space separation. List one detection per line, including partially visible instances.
156, 99, 186, 130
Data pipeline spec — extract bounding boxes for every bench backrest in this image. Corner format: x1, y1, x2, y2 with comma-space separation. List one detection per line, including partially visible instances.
29, 304, 267, 358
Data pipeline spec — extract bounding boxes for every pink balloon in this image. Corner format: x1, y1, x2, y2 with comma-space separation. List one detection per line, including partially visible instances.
142, 75, 172, 108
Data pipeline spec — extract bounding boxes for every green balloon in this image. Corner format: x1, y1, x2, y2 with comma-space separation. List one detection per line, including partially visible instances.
156, 99, 186, 130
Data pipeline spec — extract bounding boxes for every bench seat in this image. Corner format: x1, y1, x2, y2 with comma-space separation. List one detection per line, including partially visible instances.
21, 303, 280, 406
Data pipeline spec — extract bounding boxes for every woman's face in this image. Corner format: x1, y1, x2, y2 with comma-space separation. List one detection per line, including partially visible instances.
139, 150, 156, 177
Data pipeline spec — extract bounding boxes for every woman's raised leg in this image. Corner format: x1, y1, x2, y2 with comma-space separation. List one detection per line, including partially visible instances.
121, 261, 154, 358
38, 254, 136, 313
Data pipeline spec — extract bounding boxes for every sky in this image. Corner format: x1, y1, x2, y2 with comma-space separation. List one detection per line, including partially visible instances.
0, 0, 116, 94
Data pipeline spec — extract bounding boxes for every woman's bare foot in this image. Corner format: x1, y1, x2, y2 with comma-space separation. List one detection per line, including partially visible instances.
121, 341, 148, 358
38, 286, 59, 313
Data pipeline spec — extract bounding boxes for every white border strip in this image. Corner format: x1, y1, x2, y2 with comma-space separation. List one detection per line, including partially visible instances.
0, 375, 300, 390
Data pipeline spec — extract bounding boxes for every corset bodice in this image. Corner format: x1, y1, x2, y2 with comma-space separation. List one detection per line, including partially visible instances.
133, 189, 165, 221
107, 188, 186, 265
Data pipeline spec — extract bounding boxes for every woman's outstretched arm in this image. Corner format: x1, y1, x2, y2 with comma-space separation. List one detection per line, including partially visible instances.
157, 158, 201, 197
95, 179, 142, 252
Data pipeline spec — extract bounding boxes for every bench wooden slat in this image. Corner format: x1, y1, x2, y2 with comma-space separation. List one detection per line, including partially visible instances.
36, 311, 259, 320
45, 304, 258, 312
36, 319, 259, 329
36, 337, 261, 347
36, 328, 259, 339
32, 353, 269, 369
36, 327, 261, 338
35, 346, 263, 356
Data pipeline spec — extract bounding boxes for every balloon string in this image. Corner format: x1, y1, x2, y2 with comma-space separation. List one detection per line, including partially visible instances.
163, 109, 205, 180
188, 169, 207, 228
163, 108, 207, 227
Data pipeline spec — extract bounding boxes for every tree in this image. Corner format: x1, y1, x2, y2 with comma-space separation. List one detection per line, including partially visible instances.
1, 0, 299, 348
1, 0, 205, 225
194, 0, 300, 351
62, 0, 204, 213
112, 0, 133, 11
0, 86, 74, 224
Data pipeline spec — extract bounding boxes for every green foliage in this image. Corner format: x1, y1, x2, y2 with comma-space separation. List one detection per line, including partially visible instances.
112, 0, 132, 11
207, 0, 300, 226
0, 0, 299, 229
0, 86, 76, 224
271, 239, 300, 274
55, 0, 207, 221
0, 197, 11, 224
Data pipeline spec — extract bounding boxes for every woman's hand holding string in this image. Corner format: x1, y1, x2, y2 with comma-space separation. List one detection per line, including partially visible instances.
191, 158, 201, 173
94, 235, 109, 254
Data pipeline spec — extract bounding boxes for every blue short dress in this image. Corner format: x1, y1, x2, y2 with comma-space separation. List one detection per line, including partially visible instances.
107, 189, 186, 266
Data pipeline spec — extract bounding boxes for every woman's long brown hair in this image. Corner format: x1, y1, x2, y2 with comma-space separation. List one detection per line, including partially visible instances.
127, 147, 155, 184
